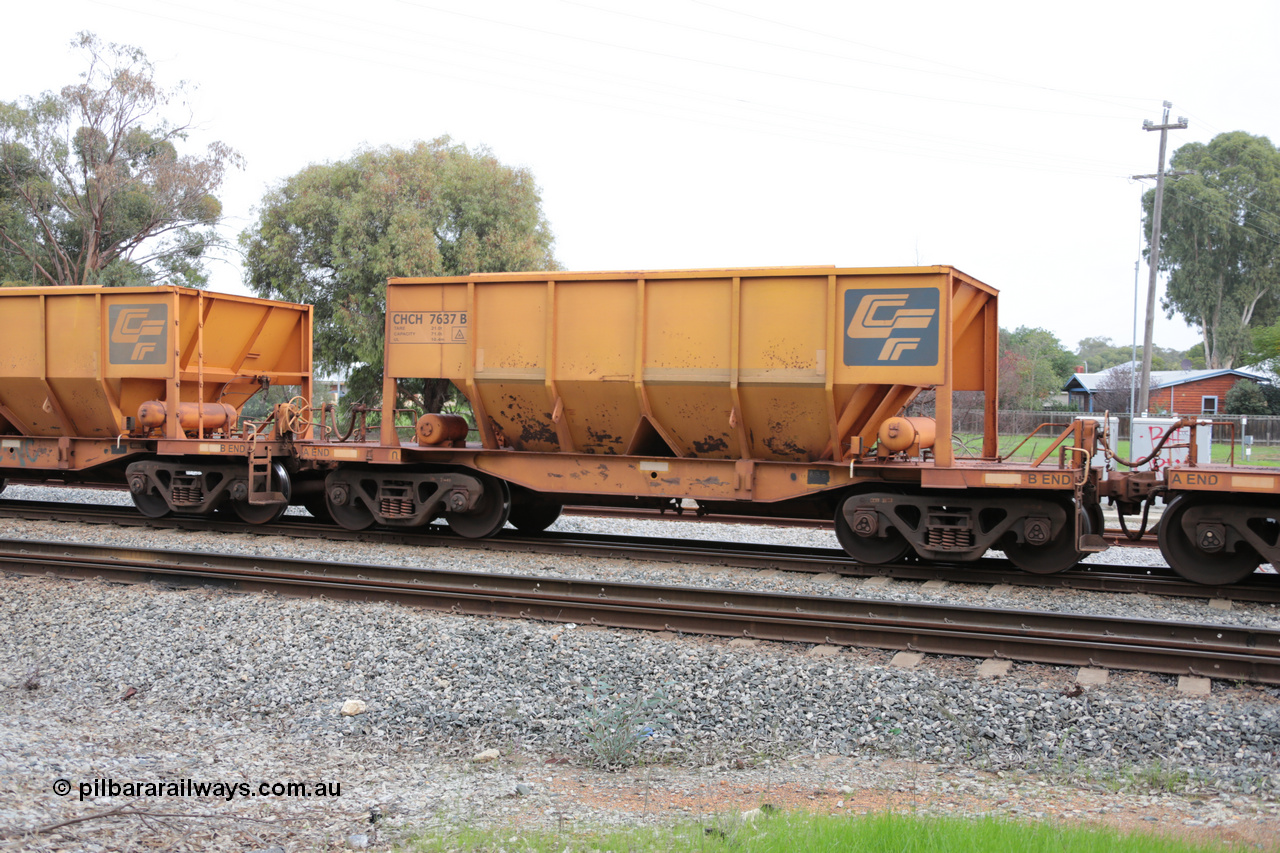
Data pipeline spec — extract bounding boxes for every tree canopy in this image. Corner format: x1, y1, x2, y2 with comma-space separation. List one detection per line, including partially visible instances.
241, 137, 559, 408
1151, 131, 1280, 369
0, 32, 241, 287
1074, 335, 1185, 373
998, 326, 1075, 409
1225, 379, 1270, 415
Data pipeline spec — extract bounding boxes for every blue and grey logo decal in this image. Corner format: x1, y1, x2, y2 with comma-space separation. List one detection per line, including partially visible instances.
108, 304, 168, 365
843, 289, 939, 366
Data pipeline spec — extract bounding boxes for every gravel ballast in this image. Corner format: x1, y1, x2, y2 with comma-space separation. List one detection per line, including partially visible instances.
1, 487, 1279, 850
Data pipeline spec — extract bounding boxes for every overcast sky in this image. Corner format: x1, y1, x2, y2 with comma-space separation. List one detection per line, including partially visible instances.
5, 0, 1278, 355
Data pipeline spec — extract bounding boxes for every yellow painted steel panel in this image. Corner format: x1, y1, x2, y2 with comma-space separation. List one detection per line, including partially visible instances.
741, 385, 831, 460
645, 277, 732, 370
478, 380, 559, 452
738, 275, 829, 461
476, 282, 546, 372
386, 266, 999, 464
556, 281, 634, 379
639, 277, 734, 457
738, 275, 826, 374
555, 281, 639, 453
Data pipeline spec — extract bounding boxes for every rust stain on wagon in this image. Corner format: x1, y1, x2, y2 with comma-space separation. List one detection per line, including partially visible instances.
692, 436, 729, 455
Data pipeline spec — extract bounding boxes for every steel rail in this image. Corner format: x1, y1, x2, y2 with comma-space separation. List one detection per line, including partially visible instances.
1, 498, 1276, 602
3, 538, 1278, 684
566, 505, 1163, 547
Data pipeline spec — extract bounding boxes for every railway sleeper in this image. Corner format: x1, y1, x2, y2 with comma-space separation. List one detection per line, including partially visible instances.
837, 491, 1103, 574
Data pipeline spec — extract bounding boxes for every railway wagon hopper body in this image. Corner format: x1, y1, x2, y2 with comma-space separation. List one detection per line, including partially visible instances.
385, 265, 995, 464
366, 266, 1100, 571
0, 285, 313, 522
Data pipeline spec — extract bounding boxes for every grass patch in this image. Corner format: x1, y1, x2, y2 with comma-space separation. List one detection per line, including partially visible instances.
953, 433, 1280, 467
403, 810, 1239, 852
577, 680, 670, 769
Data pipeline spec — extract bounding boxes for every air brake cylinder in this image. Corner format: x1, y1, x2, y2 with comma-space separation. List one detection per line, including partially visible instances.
877, 416, 937, 454
136, 401, 238, 433
416, 413, 470, 446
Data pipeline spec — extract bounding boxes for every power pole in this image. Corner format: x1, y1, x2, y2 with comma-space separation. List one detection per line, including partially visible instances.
1130, 260, 1138, 416
1134, 101, 1187, 414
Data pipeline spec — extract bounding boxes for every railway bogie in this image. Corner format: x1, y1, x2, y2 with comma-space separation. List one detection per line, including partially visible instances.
124, 458, 293, 524
321, 466, 511, 536
836, 488, 1094, 573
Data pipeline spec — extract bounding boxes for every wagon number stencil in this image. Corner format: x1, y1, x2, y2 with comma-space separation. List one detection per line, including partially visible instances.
390, 311, 468, 344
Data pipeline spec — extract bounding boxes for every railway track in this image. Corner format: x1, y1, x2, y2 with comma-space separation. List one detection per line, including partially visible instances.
566, 504, 1166, 547
1, 497, 1276, 602
4, 538, 1277, 684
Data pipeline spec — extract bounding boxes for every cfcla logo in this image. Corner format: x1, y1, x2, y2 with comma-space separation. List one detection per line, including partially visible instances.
846, 295, 936, 360
108, 304, 168, 365
843, 289, 939, 367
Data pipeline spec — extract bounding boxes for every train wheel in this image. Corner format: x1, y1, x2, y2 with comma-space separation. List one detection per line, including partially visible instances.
1004, 503, 1086, 575
1086, 502, 1105, 542
1158, 494, 1260, 585
834, 494, 913, 565
446, 475, 511, 539
325, 475, 376, 531
507, 492, 562, 532
0, 477, 6, 496
131, 488, 171, 519
230, 464, 292, 525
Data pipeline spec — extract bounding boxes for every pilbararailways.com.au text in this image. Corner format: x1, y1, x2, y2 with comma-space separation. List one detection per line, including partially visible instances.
53, 778, 342, 802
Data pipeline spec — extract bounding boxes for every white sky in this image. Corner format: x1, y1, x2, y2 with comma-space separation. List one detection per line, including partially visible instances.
5, 0, 1279, 355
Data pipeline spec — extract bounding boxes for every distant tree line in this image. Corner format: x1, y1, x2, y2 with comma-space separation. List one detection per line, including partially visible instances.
995, 327, 1193, 411
992, 328, 1280, 416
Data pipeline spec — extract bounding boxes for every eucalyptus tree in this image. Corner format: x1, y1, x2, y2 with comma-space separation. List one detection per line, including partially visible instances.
0, 32, 241, 287
1149, 131, 1280, 368
241, 137, 558, 410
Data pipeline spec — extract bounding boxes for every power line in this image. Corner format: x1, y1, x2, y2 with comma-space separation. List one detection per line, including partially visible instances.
566, 0, 1156, 115
686, 0, 1162, 108
85, 0, 1144, 178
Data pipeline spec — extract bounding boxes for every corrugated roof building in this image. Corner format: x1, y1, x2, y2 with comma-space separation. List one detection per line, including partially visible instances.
1062, 363, 1270, 414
